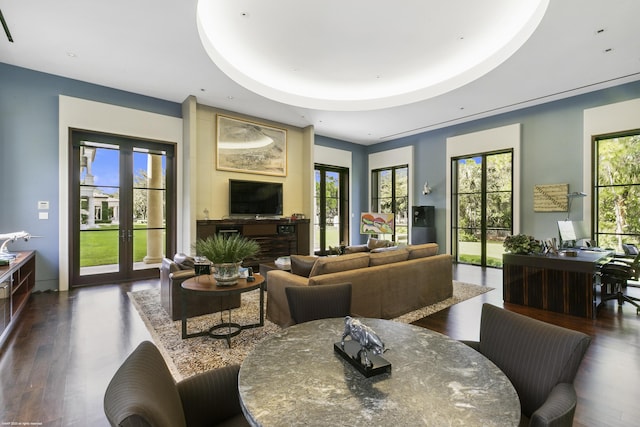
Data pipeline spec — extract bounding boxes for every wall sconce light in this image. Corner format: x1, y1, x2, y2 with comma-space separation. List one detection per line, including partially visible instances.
566, 191, 587, 220
422, 181, 432, 195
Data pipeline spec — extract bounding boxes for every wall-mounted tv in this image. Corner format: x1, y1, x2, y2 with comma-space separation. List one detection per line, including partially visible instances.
229, 179, 283, 217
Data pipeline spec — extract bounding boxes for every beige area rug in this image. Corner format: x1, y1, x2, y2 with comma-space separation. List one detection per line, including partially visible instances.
128, 281, 493, 380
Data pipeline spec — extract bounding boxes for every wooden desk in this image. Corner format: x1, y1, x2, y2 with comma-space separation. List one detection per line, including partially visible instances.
503, 251, 611, 318
181, 274, 265, 347
239, 318, 520, 426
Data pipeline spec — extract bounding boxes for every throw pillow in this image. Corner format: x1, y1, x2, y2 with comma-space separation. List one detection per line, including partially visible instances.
343, 244, 369, 254
173, 253, 195, 269
407, 243, 439, 260
367, 237, 392, 250
369, 248, 409, 266
290, 255, 318, 278
370, 246, 399, 253
309, 253, 370, 277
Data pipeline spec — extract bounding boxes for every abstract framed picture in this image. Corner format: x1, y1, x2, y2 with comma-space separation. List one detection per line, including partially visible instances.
360, 212, 395, 234
216, 114, 287, 176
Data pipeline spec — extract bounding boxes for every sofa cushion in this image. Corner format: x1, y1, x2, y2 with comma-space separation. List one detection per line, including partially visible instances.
369, 248, 409, 266
367, 237, 393, 251
344, 244, 369, 254
370, 245, 400, 253
407, 243, 439, 259
173, 253, 195, 269
290, 255, 318, 278
309, 253, 370, 277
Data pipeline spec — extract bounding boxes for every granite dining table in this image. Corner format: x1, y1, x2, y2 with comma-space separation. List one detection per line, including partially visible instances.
238, 317, 520, 426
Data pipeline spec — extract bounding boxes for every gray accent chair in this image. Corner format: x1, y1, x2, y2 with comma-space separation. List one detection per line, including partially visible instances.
285, 282, 352, 325
104, 341, 249, 427
462, 303, 591, 427
160, 254, 241, 321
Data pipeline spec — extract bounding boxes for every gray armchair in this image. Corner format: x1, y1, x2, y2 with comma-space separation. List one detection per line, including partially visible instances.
104, 341, 249, 427
462, 303, 591, 427
160, 254, 240, 321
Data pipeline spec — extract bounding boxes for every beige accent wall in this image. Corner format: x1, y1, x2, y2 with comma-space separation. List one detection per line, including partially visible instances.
187, 103, 314, 246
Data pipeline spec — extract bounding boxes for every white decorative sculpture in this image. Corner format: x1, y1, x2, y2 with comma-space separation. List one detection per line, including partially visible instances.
0, 231, 31, 258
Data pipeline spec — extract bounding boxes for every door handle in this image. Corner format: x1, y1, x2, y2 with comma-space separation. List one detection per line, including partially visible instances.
120, 229, 133, 242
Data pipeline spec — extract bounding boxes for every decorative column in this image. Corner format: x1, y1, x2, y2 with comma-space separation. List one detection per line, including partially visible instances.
144, 154, 164, 264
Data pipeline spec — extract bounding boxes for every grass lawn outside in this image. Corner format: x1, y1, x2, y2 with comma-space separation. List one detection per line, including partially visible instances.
80, 224, 165, 267
458, 241, 505, 267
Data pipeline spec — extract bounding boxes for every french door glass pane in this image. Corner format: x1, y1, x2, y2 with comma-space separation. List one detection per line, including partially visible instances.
454, 152, 512, 267
325, 171, 340, 249
79, 144, 120, 275
314, 170, 321, 253
132, 151, 166, 270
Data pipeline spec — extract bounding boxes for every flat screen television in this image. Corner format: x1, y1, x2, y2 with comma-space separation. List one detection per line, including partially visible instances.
229, 179, 283, 217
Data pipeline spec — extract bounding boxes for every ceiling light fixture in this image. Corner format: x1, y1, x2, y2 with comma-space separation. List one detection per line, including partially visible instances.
196, 0, 549, 111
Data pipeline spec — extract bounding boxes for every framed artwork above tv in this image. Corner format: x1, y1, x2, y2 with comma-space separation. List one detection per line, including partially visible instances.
216, 114, 287, 176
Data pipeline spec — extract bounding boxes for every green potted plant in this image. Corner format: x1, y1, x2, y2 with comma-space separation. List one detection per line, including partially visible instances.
194, 234, 260, 286
503, 234, 542, 255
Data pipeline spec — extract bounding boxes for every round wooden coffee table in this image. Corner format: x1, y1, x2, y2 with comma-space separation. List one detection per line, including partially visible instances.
181, 273, 265, 347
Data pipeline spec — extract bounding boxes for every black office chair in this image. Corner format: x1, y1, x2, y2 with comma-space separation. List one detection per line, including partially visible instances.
285, 283, 352, 325
622, 243, 639, 256
598, 250, 640, 314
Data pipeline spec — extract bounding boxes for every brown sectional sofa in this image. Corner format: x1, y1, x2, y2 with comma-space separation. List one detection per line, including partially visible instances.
266, 243, 453, 327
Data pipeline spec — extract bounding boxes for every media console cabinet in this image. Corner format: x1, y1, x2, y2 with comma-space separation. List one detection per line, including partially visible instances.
196, 219, 310, 270
0, 251, 36, 347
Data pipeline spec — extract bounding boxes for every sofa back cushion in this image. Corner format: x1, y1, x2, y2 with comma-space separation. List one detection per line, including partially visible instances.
290, 255, 318, 278
407, 243, 439, 260
309, 253, 370, 277
369, 248, 409, 266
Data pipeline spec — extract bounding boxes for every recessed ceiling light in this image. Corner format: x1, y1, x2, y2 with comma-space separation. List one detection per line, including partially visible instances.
197, 0, 550, 111
66, 52, 77, 58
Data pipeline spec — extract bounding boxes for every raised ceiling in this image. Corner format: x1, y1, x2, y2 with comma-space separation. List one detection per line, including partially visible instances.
196, 0, 549, 111
1, 0, 639, 145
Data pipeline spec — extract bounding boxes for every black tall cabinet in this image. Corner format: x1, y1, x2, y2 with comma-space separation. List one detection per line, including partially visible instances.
411, 206, 436, 244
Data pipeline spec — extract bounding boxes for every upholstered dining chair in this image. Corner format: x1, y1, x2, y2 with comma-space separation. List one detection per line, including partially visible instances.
285, 282, 352, 325
462, 303, 591, 427
104, 341, 249, 427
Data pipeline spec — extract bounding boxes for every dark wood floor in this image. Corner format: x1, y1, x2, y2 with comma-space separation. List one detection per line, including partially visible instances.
0, 265, 638, 426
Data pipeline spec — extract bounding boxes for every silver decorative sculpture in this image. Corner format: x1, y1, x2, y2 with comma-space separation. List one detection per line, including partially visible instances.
341, 316, 386, 368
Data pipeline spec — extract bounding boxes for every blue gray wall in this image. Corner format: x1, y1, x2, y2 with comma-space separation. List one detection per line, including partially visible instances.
0, 63, 181, 290
3, 60, 640, 289
365, 80, 640, 249
314, 135, 368, 245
